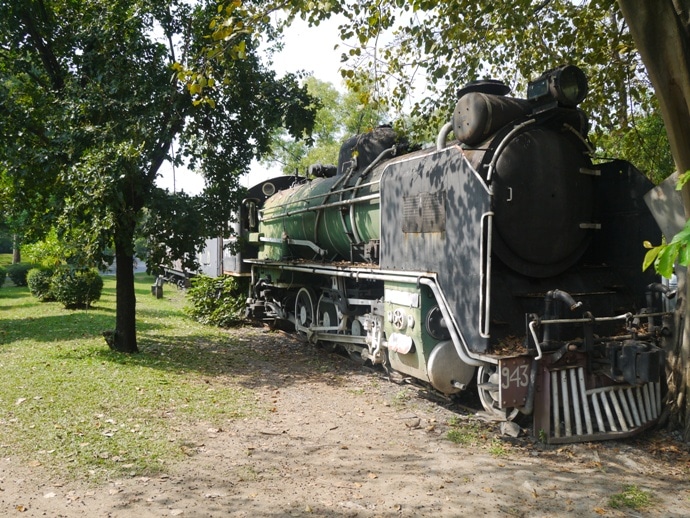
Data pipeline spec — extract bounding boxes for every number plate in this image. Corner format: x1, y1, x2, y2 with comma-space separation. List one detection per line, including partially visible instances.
499, 356, 532, 407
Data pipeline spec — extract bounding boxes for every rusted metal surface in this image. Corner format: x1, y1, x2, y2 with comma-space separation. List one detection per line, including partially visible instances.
498, 356, 532, 408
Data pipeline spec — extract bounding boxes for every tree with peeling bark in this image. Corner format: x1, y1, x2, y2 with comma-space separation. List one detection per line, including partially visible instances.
0, 0, 316, 353
617, 0, 690, 440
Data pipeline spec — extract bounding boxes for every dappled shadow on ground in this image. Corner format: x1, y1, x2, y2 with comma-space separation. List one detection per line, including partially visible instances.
0, 305, 116, 345
92, 321, 508, 433
0, 282, 119, 345
82, 325, 373, 396
5, 275, 689, 504
0, 287, 31, 300
158, 437, 689, 518
0, 276, 188, 347
96, 345, 690, 518
2, 281, 690, 517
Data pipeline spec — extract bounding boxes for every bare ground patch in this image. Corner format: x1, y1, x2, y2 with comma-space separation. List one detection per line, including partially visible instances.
1, 326, 689, 517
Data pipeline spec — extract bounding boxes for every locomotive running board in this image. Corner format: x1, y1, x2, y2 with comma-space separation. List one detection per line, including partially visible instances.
534, 366, 661, 444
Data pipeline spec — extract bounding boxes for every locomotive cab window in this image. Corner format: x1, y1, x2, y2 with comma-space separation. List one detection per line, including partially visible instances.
243, 198, 259, 231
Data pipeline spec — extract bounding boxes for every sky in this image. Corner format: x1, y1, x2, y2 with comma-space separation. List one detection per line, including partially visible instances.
156, 17, 345, 195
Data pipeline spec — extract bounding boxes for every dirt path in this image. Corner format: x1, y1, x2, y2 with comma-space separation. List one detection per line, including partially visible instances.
1, 327, 689, 517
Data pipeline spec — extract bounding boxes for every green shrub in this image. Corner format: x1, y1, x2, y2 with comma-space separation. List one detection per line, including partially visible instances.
27, 268, 56, 302
6, 262, 35, 286
0, 266, 6, 288
609, 485, 652, 510
185, 275, 247, 327
51, 268, 104, 309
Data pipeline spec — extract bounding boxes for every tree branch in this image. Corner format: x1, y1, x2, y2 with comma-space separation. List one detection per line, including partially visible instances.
17, 0, 64, 90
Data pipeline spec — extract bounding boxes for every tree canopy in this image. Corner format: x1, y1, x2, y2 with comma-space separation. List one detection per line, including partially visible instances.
265, 76, 388, 175
280, 1, 649, 137
0, 0, 317, 352
203, 1, 670, 179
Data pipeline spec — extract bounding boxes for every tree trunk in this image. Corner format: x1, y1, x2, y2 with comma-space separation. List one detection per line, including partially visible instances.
618, 0, 690, 440
618, 1, 690, 180
681, 280, 690, 440
12, 234, 20, 264
110, 217, 139, 354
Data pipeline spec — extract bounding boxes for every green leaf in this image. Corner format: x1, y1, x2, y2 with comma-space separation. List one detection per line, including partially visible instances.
676, 170, 690, 191
657, 242, 680, 278
642, 246, 662, 272
670, 218, 690, 243
679, 242, 690, 266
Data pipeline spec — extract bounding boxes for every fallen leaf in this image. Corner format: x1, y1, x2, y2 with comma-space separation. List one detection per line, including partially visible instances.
594, 507, 606, 515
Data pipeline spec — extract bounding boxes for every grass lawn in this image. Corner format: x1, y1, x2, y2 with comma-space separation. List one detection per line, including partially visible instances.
0, 273, 260, 483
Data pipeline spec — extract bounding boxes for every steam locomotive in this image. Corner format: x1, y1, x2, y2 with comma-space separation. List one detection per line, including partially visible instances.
234, 65, 670, 443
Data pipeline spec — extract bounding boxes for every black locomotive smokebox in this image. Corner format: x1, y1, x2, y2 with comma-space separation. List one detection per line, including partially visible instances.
491, 126, 594, 278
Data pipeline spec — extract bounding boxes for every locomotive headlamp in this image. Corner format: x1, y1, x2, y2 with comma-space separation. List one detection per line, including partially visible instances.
527, 65, 588, 107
